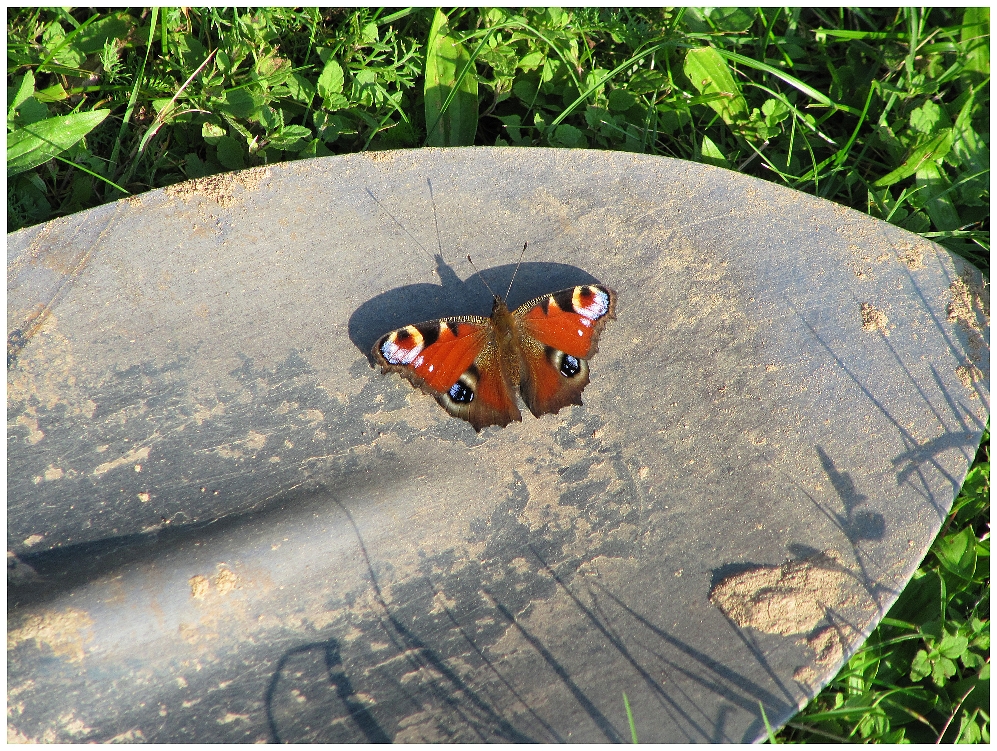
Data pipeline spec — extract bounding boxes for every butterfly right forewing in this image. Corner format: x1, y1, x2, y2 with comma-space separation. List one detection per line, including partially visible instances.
514, 285, 617, 418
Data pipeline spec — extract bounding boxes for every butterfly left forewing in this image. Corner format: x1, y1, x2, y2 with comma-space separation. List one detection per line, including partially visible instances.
373, 316, 522, 431
514, 285, 617, 418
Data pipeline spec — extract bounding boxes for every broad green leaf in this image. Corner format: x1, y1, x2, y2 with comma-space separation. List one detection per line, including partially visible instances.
15, 96, 50, 127
938, 631, 970, 659
298, 138, 318, 159
268, 125, 311, 150
627, 69, 669, 94
40, 19, 84, 69
956, 718, 982, 743
361, 22, 379, 44
216, 49, 234, 75
583, 67, 610, 96
916, 162, 961, 231
313, 111, 353, 143
856, 705, 888, 739
75, 12, 135, 55
922, 618, 945, 641
683, 46, 747, 127
424, 9, 478, 147
484, 7, 508, 25
545, 7, 569, 28
223, 115, 254, 146
201, 121, 226, 144
353, 68, 377, 89
479, 46, 515, 77
933, 525, 977, 580
681, 8, 710, 34
962, 649, 986, 669
961, 7, 990, 76
184, 152, 209, 178
951, 90, 989, 175
584, 105, 613, 133
762, 98, 789, 126
705, 7, 754, 32
931, 655, 956, 685
901, 209, 931, 234
324, 93, 349, 112
215, 136, 245, 170
699, 135, 730, 168
175, 32, 208, 70
887, 568, 942, 625
909, 100, 944, 135
284, 73, 316, 104
35, 83, 68, 102
910, 649, 931, 681
217, 88, 262, 119
257, 105, 281, 131
151, 97, 173, 117
7, 110, 109, 177
518, 51, 544, 72
872, 129, 953, 188
623, 123, 643, 152
608, 88, 638, 112
318, 59, 345, 100
513, 78, 541, 104
256, 55, 291, 87
553, 123, 582, 147
533, 110, 549, 135
8, 71, 35, 117
952, 462, 989, 523
373, 120, 417, 149
655, 105, 688, 137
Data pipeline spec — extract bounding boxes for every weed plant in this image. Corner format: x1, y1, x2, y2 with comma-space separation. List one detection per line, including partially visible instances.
6, 7, 989, 743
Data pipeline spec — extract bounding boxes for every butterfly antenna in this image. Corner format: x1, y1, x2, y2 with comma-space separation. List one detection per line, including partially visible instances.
466, 255, 499, 299
505, 241, 528, 299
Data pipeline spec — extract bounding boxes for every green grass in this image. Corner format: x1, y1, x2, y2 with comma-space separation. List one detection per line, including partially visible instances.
6, 7, 990, 743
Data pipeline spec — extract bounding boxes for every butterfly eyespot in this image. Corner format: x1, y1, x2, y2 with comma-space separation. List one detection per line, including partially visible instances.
572, 286, 610, 319
560, 354, 582, 377
448, 380, 474, 403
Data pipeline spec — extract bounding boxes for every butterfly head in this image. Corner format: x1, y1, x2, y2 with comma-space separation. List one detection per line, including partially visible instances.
491, 294, 510, 316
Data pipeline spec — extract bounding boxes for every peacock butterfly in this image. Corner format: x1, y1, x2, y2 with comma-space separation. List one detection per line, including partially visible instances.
372, 249, 617, 432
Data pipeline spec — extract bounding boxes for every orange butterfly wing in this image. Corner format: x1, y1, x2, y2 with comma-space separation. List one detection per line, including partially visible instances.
514, 285, 617, 418
373, 317, 521, 431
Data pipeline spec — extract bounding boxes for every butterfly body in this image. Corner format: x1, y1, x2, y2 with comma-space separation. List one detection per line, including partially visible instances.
373, 284, 617, 431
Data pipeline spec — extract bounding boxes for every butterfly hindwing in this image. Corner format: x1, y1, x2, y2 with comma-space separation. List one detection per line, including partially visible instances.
373, 317, 521, 431
514, 285, 617, 418
441, 340, 522, 430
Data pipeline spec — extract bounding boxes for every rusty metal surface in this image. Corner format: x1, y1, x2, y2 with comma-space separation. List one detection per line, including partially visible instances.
7, 148, 989, 743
